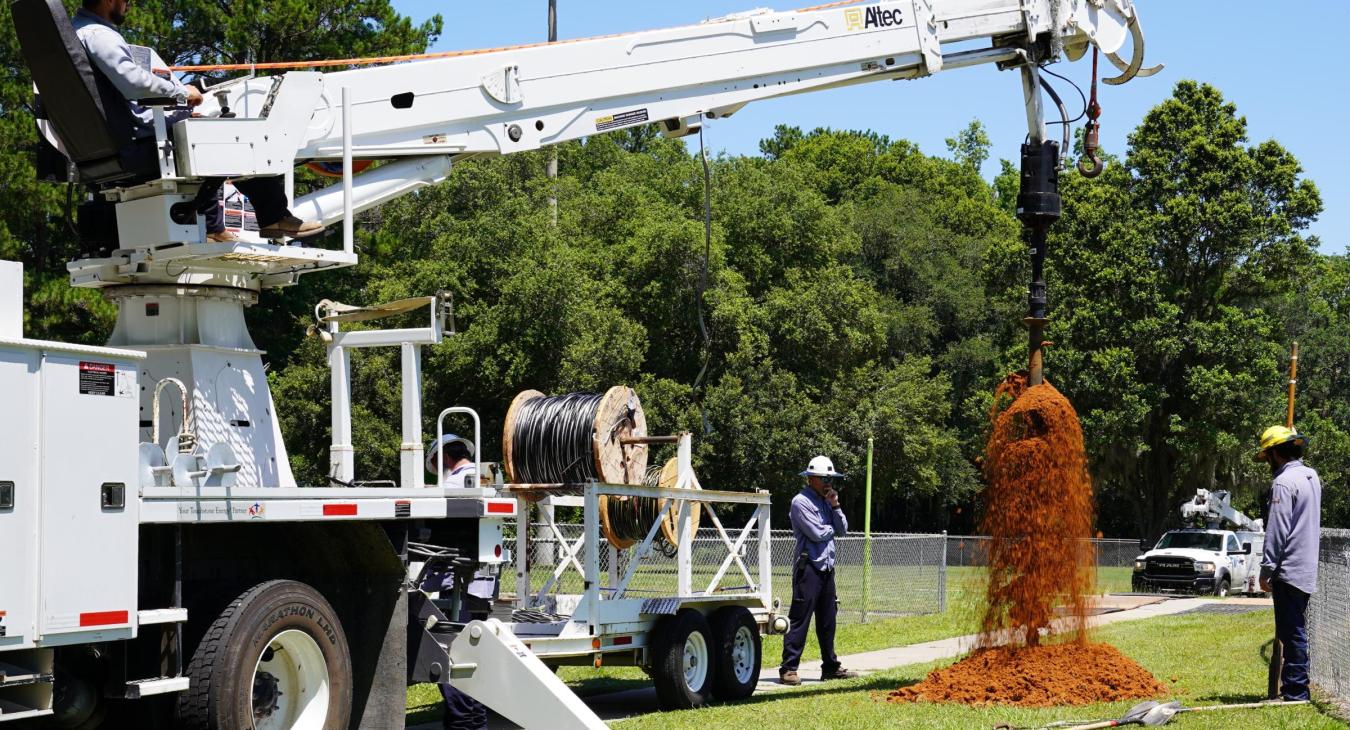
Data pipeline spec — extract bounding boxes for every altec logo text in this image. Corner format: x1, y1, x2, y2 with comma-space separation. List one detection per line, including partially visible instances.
845, 5, 906, 31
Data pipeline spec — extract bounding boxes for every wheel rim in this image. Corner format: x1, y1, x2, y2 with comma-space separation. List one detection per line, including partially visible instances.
682, 630, 709, 692
730, 626, 756, 684
251, 629, 330, 730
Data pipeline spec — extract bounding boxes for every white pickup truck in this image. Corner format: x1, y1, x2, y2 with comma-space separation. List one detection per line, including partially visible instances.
1132, 528, 1266, 596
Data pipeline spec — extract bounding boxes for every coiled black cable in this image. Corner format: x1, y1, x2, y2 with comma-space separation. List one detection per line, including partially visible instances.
509, 392, 606, 484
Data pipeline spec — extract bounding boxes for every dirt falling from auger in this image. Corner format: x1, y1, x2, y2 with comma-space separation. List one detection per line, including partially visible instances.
886, 372, 1166, 708
979, 372, 1095, 646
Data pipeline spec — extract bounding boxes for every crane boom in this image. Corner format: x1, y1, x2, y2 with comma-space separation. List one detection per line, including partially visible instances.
178, 0, 1150, 178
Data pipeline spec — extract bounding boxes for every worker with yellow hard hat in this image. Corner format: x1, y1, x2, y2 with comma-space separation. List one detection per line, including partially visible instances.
1254, 425, 1321, 702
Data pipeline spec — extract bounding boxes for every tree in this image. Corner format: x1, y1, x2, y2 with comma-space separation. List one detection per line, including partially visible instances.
1046, 81, 1322, 538
945, 119, 990, 172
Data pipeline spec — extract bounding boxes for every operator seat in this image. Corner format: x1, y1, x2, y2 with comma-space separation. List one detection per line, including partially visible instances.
12, 0, 162, 185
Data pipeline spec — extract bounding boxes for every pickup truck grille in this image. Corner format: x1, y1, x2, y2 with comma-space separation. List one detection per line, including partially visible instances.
1145, 556, 1196, 577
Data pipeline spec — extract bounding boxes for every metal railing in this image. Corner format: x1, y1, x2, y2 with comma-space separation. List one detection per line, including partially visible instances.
521, 526, 948, 623
1310, 528, 1350, 707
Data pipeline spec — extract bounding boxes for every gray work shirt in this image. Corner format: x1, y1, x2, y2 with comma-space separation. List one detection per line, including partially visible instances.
72, 9, 188, 136
789, 487, 848, 572
1261, 459, 1322, 594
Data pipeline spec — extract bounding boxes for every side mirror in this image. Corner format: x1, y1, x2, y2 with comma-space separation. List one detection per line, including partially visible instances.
1242, 542, 1253, 555
1139, 538, 1151, 551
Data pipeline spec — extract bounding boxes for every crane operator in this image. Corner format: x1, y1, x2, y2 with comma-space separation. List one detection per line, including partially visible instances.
71, 0, 324, 242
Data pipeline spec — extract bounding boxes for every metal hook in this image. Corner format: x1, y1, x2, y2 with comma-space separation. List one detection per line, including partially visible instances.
1077, 118, 1104, 178
1077, 49, 1105, 178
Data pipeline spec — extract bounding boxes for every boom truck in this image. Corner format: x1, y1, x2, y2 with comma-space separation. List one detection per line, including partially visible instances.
3, 0, 1155, 726
1133, 489, 1266, 596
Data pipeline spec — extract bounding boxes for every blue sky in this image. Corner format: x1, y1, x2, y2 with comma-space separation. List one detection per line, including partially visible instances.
390, 1, 1350, 252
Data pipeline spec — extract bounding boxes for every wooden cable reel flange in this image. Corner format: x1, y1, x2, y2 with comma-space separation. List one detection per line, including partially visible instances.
594, 386, 647, 549
655, 456, 703, 547
502, 389, 545, 501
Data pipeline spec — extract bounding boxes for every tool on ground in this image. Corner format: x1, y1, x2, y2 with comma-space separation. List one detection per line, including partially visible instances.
1039, 698, 1313, 730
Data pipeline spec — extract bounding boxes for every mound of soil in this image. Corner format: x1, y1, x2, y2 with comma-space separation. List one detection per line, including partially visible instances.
885, 643, 1167, 707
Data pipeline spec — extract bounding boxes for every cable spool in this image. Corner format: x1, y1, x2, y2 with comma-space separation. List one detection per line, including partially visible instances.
503, 387, 699, 550
645, 458, 702, 548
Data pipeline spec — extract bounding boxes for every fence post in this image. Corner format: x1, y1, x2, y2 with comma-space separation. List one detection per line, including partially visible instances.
861, 437, 874, 624
939, 530, 948, 613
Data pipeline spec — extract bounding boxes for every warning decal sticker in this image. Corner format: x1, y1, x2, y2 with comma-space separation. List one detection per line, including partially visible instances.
79, 361, 115, 396
595, 108, 649, 132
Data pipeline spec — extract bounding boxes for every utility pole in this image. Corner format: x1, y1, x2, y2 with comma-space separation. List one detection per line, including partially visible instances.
547, 0, 558, 226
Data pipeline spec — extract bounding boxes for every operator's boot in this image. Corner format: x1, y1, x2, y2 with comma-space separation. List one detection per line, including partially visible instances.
259, 216, 325, 241
820, 666, 859, 681
778, 669, 801, 686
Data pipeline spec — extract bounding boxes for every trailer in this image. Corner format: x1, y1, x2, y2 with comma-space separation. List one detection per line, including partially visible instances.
496, 434, 784, 709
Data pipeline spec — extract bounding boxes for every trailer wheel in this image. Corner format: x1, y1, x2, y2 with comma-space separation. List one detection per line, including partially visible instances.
650, 609, 714, 710
179, 580, 352, 730
709, 607, 761, 701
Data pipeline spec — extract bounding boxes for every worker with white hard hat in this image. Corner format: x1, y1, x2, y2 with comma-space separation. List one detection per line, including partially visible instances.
1254, 425, 1321, 702
779, 455, 858, 686
427, 434, 477, 489
423, 433, 487, 729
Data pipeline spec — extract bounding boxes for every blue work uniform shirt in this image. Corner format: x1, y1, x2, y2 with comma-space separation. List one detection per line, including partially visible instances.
1261, 459, 1322, 594
72, 9, 189, 137
789, 487, 848, 572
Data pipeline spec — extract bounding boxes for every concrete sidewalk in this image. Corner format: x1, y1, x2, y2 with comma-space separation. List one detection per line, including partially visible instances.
419, 595, 1271, 728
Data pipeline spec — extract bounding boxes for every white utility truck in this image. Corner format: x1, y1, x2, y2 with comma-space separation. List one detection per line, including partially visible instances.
4, 0, 1154, 726
1132, 489, 1266, 596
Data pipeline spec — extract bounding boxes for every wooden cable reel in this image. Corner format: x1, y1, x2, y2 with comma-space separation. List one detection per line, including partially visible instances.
501, 385, 700, 549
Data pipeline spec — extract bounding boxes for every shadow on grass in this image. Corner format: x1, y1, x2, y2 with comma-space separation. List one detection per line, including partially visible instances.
569, 676, 653, 698
406, 705, 442, 726
689, 674, 923, 710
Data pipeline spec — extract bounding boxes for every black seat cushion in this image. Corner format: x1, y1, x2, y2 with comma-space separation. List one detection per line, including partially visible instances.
13, 0, 160, 184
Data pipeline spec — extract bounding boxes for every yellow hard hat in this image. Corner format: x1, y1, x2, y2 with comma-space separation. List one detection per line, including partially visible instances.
1254, 425, 1307, 462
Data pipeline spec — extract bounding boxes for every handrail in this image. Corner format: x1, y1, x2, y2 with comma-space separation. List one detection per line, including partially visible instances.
435, 406, 482, 488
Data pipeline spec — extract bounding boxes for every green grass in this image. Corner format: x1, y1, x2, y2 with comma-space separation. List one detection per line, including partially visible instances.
408, 565, 1143, 715
615, 609, 1348, 729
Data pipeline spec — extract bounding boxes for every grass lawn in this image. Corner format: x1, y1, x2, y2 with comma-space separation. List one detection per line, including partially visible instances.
408, 564, 1145, 720
614, 609, 1348, 729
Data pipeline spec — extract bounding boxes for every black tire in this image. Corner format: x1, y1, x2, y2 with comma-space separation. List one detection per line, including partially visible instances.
709, 607, 761, 702
1214, 577, 1231, 597
179, 580, 352, 730
650, 609, 715, 710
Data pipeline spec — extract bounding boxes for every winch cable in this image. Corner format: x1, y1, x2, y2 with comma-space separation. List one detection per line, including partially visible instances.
692, 119, 714, 435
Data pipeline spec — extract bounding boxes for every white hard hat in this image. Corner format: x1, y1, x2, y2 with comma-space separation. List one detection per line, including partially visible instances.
800, 455, 845, 478
426, 434, 475, 473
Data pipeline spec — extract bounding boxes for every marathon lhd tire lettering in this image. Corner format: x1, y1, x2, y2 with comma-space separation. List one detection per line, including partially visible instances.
179, 580, 352, 729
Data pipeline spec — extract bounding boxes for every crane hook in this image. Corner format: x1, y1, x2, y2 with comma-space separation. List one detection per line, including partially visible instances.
1077, 48, 1105, 178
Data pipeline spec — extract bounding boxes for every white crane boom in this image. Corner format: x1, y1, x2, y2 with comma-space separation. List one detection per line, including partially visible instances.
59, 0, 1155, 289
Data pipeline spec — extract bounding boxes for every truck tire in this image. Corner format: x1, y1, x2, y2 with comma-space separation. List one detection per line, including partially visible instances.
650, 609, 715, 710
179, 580, 352, 730
709, 607, 761, 701
1214, 577, 1230, 597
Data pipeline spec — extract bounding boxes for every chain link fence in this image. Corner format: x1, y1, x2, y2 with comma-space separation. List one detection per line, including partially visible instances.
1310, 528, 1350, 708
945, 535, 1143, 568
519, 521, 947, 622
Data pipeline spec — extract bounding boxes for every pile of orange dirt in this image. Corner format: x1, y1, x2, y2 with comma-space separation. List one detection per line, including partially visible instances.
885, 643, 1168, 707
885, 374, 1165, 708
